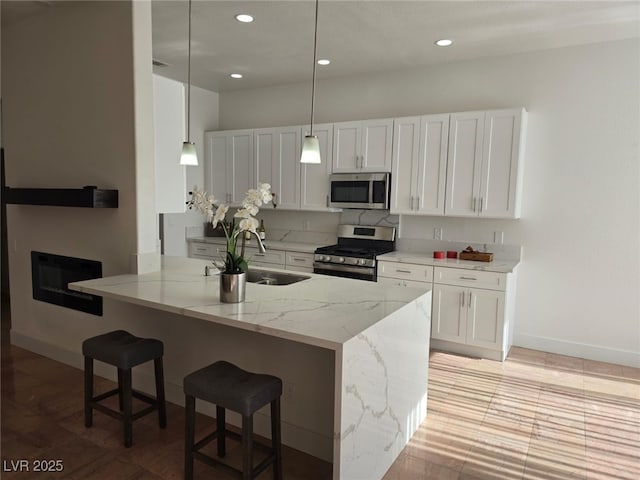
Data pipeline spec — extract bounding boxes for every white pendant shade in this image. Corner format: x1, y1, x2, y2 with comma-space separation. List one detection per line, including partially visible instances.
300, 135, 321, 164
180, 141, 198, 166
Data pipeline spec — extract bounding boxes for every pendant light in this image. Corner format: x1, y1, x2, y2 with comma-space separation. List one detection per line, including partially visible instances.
180, 0, 198, 166
300, 0, 321, 164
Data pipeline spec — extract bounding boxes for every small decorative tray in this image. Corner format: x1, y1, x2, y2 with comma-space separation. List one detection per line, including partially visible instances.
459, 247, 494, 262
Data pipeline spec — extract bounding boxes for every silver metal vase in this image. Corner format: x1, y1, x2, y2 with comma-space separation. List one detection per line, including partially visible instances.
219, 272, 246, 303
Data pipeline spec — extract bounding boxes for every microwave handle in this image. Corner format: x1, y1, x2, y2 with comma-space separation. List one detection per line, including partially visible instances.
368, 179, 374, 204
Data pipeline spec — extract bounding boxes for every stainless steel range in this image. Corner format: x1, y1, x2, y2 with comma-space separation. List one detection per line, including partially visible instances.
314, 224, 396, 282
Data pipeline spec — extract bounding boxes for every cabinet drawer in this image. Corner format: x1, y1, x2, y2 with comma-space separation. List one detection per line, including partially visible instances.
434, 267, 506, 291
378, 261, 433, 283
286, 252, 315, 270
188, 242, 218, 259
245, 247, 285, 266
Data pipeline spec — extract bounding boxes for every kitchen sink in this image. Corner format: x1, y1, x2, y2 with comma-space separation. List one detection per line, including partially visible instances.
246, 268, 310, 286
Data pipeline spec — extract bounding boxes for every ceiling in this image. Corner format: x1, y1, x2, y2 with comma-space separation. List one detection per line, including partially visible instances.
3, 1, 640, 92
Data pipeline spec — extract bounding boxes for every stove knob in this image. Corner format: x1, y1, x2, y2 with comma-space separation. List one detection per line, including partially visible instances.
338, 257, 345, 263
358, 258, 366, 266
324, 255, 332, 262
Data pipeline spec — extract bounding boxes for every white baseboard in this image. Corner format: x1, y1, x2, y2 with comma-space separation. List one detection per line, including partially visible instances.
9, 330, 333, 461
513, 333, 640, 368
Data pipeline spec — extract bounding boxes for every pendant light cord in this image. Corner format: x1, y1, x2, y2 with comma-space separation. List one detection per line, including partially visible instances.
309, 0, 319, 136
186, 0, 192, 142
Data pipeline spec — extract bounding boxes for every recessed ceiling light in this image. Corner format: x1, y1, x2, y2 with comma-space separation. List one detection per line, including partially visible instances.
230, 73, 243, 79
235, 14, 254, 23
435, 39, 453, 47
317, 59, 330, 65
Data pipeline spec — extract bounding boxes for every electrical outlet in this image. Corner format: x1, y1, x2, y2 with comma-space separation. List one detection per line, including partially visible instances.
434, 227, 443, 240
493, 231, 504, 244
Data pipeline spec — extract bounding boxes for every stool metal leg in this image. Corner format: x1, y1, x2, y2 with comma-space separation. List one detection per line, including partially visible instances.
185, 395, 195, 480
271, 398, 283, 480
216, 406, 226, 457
84, 357, 93, 428
117, 368, 124, 412
242, 414, 254, 480
154, 357, 167, 428
121, 368, 133, 448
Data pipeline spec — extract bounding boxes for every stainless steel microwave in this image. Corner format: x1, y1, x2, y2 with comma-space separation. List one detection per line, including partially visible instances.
329, 172, 390, 209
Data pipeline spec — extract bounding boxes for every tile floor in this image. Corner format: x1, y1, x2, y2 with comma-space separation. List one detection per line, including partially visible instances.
2, 300, 639, 479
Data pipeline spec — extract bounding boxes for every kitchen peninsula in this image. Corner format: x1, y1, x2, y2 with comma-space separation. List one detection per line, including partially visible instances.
70, 256, 432, 480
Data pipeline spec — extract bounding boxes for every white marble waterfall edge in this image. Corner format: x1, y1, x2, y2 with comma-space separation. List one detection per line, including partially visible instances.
338, 292, 431, 480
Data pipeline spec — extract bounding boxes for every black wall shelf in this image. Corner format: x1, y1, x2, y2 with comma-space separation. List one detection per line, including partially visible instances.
3, 186, 118, 208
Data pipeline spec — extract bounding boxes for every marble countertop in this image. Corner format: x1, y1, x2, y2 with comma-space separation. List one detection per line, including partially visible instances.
187, 236, 321, 254
378, 251, 519, 273
69, 256, 430, 350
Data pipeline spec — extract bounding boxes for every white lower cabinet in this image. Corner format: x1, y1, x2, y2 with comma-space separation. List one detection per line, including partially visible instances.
379, 260, 514, 361
432, 267, 510, 360
285, 252, 314, 273
432, 283, 505, 349
188, 240, 314, 272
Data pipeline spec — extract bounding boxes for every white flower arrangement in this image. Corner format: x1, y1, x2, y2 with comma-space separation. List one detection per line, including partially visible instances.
187, 183, 274, 273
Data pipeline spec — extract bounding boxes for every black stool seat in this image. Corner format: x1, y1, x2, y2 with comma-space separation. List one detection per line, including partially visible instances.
83, 330, 167, 448
184, 361, 283, 480
184, 361, 282, 416
82, 329, 163, 369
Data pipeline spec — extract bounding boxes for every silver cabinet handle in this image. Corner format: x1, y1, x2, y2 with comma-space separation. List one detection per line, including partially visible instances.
461, 291, 465, 307
291, 257, 306, 262
480, 197, 484, 212
460, 276, 477, 281
468, 291, 472, 307
396, 269, 412, 274
472, 197, 477, 211
226, 193, 232, 203
326, 195, 329, 207
416, 196, 420, 210
410, 196, 414, 210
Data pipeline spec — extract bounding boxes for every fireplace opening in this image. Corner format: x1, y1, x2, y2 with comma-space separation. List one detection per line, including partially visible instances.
31, 251, 103, 316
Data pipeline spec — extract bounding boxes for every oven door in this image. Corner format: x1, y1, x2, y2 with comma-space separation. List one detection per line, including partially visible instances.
329, 173, 389, 209
313, 262, 376, 282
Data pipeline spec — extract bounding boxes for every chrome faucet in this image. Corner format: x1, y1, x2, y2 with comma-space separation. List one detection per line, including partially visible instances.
234, 229, 266, 254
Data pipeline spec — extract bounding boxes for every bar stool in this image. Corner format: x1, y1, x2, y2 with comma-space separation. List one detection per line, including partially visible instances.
82, 330, 167, 447
184, 360, 283, 480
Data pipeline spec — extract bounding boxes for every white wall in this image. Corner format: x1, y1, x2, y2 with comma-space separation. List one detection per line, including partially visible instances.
219, 39, 640, 366
2, 0, 160, 365
162, 84, 219, 256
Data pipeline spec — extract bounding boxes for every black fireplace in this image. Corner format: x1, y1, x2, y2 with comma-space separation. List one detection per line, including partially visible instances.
31, 251, 103, 315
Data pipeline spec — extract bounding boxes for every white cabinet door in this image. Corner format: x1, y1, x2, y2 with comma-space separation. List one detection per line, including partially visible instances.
431, 284, 467, 343
361, 119, 393, 171
479, 109, 524, 218
333, 119, 393, 172
445, 109, 526, 218
205, 130, 254, 205
300, 123, 334, 211
445, 111, 484, 216
392, 114, 449, 215
391, 116, 420, 214
416, 115, 449, 215
255, 127, 301, 210
332, 121, 361, 172
153, 75, 186, 214
466, 288, 505, 349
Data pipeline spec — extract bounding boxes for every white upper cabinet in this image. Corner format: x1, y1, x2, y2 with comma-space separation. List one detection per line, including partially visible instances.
445, 108, 526, 218
153, 75, 186, 214
300, 123, 335, 211
332, 118, 393, 172
204, 129, 254, 205
445, 111, 485, 216
391, 114, 449, 215
255, 126, 301, 210
479, 109, 526, 218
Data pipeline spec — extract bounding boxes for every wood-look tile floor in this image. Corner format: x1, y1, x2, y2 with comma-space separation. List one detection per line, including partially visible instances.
2, 299, 639, 479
